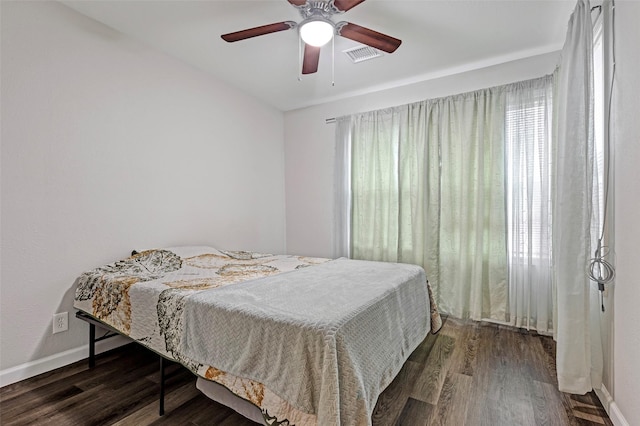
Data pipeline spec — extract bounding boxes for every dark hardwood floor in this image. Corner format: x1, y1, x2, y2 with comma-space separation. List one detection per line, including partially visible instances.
0, 317, 612, 426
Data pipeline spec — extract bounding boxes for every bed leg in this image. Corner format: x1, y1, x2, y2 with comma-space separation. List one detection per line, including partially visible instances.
159, 356, 165, 416
89, 323, 96, 369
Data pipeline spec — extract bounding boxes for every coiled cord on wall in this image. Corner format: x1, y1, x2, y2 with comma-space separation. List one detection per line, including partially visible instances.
587, 243, 616, 286
588, 242, 616, 312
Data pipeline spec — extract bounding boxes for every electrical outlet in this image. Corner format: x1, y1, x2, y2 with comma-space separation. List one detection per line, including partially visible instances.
53, 312, 68, 334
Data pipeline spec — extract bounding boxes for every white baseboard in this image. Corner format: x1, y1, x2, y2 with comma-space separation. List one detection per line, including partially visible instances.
609, 402, 630, 426
595, 384, 630, 426
595, 384, 614, 414
0, 335, 131, 388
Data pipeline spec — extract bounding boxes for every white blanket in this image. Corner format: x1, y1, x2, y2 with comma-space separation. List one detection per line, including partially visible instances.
180, 258, 430, 426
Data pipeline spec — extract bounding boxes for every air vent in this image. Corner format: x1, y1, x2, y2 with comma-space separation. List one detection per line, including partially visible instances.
343, 45, 383, 63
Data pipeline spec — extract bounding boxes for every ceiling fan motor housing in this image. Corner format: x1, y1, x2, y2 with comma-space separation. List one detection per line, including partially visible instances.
295, 1, 343, 19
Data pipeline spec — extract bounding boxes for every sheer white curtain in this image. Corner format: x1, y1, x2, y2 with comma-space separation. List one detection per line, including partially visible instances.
552, 0, 603, 394
505, 76, 554, 333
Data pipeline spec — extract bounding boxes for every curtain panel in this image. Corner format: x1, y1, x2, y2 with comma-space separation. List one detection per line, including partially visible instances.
552, 0, 603, 394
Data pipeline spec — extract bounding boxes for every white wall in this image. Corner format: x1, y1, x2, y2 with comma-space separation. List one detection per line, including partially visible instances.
0, 1, 285, 374
283, 52, 560, 258
611, 2, 640, 425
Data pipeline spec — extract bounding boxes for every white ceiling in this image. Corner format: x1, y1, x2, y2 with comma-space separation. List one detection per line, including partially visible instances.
61, 0, 577, 111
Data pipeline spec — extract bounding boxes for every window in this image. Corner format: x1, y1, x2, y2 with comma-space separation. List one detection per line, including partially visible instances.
505, 92, 553, 260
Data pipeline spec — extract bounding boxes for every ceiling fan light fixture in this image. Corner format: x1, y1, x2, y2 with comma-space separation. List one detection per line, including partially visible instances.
299, 19, 334, 47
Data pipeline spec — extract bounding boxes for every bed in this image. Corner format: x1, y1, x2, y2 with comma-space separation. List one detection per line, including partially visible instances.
73, 246, 442, 425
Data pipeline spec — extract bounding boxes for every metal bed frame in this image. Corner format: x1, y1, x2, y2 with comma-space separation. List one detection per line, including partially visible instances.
75, 310, 173, 416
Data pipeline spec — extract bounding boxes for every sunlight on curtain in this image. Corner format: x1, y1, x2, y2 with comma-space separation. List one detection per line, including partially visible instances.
345, 89, 510, 321
505, 76, 554, 333
436, 91, 508, 321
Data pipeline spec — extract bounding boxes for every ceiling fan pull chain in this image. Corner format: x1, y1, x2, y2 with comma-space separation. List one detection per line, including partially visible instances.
298, 34, 303, 81
331, 34, 335, 86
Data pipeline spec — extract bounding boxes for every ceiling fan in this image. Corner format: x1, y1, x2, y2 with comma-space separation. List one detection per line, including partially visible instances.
221, 0, 402, 75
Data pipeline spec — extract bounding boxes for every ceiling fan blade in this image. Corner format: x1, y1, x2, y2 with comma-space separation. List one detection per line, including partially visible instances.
287, 0, 307, 5
302, 44, 321, 74
221, 21, 296, 42
333, 0, 366, 12
337, 22, 401, 53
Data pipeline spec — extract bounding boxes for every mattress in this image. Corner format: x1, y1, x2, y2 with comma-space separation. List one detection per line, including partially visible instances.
73, 246, 442, 425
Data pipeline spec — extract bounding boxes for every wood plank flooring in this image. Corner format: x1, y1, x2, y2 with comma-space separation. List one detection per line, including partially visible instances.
0, 317, 613, 426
